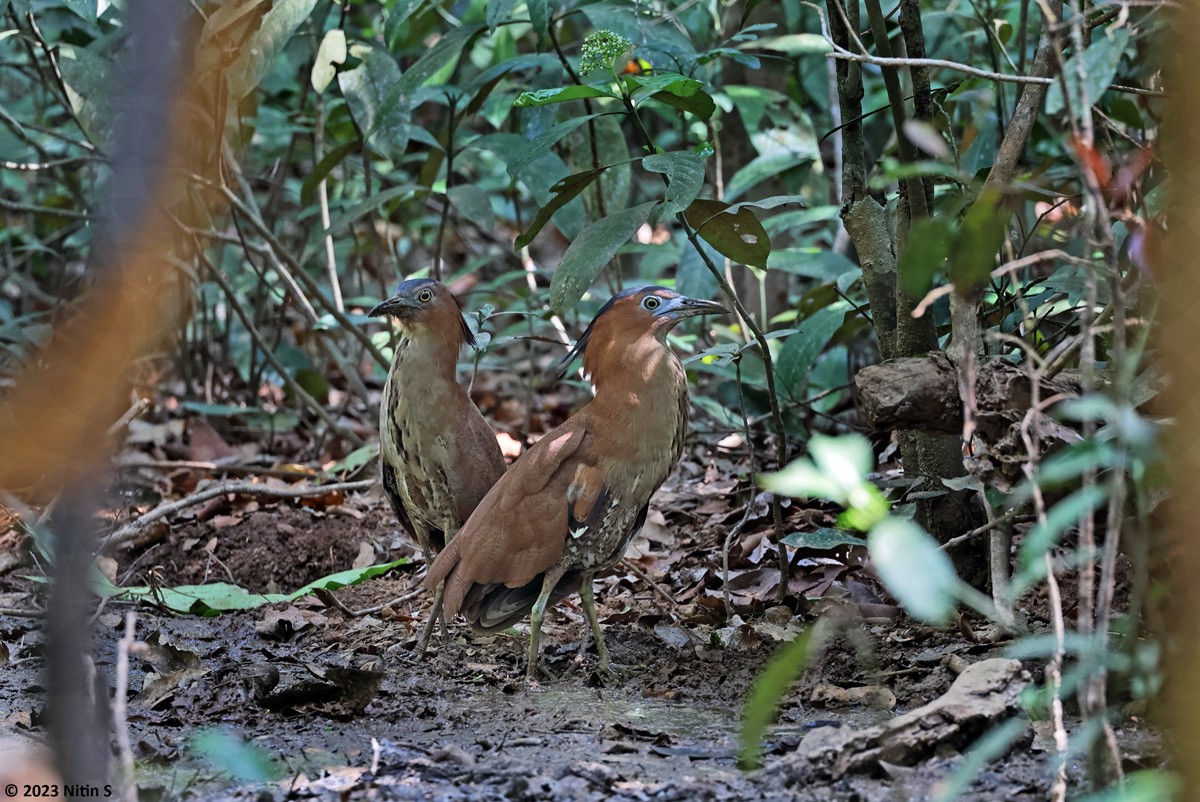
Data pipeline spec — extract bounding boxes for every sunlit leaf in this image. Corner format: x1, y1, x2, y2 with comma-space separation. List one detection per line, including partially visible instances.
739, 621, 825, 769
513, 85, 617, 107
311, 28, 347, 93
869, 518, 957, 624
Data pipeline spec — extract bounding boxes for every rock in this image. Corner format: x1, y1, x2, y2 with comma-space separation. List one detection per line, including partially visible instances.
776, 658, 1030, 783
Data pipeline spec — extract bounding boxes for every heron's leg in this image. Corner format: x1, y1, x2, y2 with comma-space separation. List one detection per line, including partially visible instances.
527, 565, 567, 681
578, 572, 610, 672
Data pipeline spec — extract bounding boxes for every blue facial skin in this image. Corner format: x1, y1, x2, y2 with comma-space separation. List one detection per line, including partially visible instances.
368, 278, 440, 319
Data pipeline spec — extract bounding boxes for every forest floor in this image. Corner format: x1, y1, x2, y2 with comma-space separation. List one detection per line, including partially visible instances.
0, 472, 1166, 801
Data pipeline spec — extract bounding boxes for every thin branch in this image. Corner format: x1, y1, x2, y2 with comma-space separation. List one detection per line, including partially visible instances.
105, 479, 375, 548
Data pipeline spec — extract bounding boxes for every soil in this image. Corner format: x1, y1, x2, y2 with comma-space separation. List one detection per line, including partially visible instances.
0, 497, 1164, 801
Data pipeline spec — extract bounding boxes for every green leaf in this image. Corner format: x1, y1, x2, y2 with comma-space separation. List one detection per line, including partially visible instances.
507, 116, 609, 180
394, 23, 485, 97
776, 306, 845, 398
514, 168, 606, 250
486, 0, 519, 31
684, 199, 770, 268
193, 729, 281, 783
98, 559, 409, 615
311, 28, 347, 93
513, 85, 617, 107
739, 621, 825, 769
780, 528, 868, 550
339, 49, 412, 161
226, 0, 318, 100
741, 34, 832, 55
314, 185, 422, 255
301, 140, 358, 206
768, 248, 859, 281
448, 184, 494, 225
322, 443, 380, 478
868, 518, 957, 624
898, 216, 953, 296
527, 0, 549, 37
643, 151, 706, 222
549, 202, 658, 314
760, 458, 842, 502
1074, 771, 1181, 802
1046, 28, 1132, 115
931, 719, 1030, 802
1014, 485, 1108, 593
949, 187, 1010, 291
628, 72, 704, 100
649, 89, 716, 120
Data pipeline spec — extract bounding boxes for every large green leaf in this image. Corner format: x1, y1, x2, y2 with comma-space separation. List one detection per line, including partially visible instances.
513, 85, 617, 107
486, 0, 519, 31
776, 305, 846, 398
949, 187, 1009, 291
549, 202, 658, 314
514, 168, 606, 249
506, 113, 609, 179
739, 621, 825, 769
780, 528, 868, 550
684, 199, 770, 268
741, 34, 832, 55
868, 518, 957, 624
1046, 28, 1132, 115
95, 559, 409, 616
339, 48, 412, 161
226, 0, 318, 100
898, 216, 953, 296
644, 151, 707, 222
649, 89, 716, 120
301, 140, 358, 205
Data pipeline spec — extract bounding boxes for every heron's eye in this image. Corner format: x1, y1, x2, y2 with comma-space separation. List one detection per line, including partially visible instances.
418, 288, 433, 303
643, 296, 662, 311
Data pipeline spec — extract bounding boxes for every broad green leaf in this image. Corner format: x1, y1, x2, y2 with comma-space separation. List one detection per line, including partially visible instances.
726, 151, 814, 201
741, 34, 832, 55
323, 443, 380, 478
57, 45, 113, 143
301, 140, 357, 205
394, 23, 485, 97
643, 151, 706, 222
226, 0, 318, 100
809, 433, 874, 492
760, 458, 842, 502
319, 184, 421, 241
448, 184, 493, 225
527, 0, 549, 37
1074, 771, 1181, 802
949, 187, 1009, 291
311, 28, 347, 93
868, 518, 957, 624
1014, 485, 1108, 592
486, 0, 519, 30
739, 621, 825, 769
768, 248, 858, 280
776, 306, 845, 398
898, 216, 953, 296
97, 559, 409, 615
684, 199, 770, 268
193, 730, 280, 783
780, 528, 868, 550
513, 85, 616, 107
514, 168, 606, 250
549, 202, 658, 314
584, 115, 632, 216
649, 89, 716, 120
339, 49, 411, 161
628, 72, 704, 100
1046, 28, 1132, 115
505, 113, 608, 179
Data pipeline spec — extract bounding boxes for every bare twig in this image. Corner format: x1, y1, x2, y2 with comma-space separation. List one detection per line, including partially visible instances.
314, 99, 344, 312
104, 479, 375, 548
618, 558, 680, 612
113, 613, 137, 802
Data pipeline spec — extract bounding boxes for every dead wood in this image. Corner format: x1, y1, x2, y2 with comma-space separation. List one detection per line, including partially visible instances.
775, 658, 1028, 783
856, 353, 1084, 490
